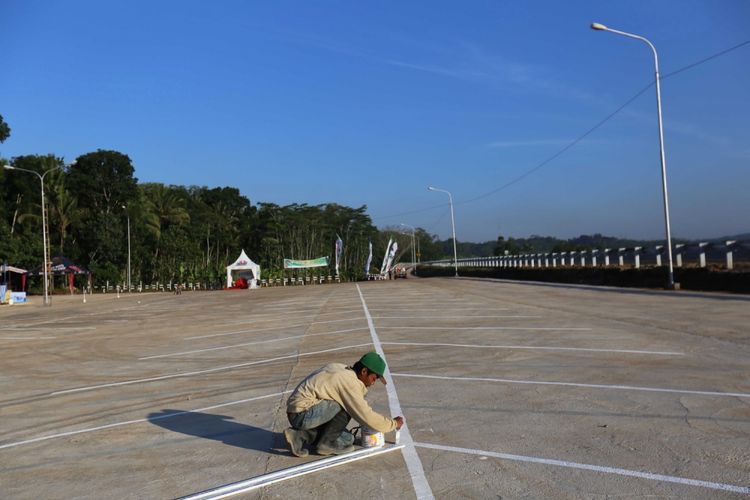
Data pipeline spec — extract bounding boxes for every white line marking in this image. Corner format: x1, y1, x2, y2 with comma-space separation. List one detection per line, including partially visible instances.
392, 373, 750, 399
0, 327, 96, 331
186, 318, 365, 341
51, 344, 373, 396
356, 284, 434, 499
414, 442, 750, 494
220, 309, 364, 326
367, 307, 512, 311
180, 445, 405, 500
382, 342, 683, 356
0, 391, 291, 451
379, 326, 591, 331
372, 316, 540, 320
0, 336, 57, 340
310, 318, 365, 325
140, 328, 369, 360
185, 324, 309, 340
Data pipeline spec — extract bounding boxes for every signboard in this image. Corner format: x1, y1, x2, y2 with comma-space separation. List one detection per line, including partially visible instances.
9, 291, 27, 304
283, 257, 329, 269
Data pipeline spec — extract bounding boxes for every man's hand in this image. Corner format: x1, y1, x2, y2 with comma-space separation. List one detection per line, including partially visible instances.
394, 416, 404, 430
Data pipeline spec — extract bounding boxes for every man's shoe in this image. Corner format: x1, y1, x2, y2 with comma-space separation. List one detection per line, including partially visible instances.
284, 428, 309, 457
316, 442, 355, 456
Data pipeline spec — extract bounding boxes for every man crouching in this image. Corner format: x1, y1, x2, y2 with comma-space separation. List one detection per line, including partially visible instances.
284, 352, 404, 456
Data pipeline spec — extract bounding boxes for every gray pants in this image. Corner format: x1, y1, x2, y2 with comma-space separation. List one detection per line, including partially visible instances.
288, 400, 354, 448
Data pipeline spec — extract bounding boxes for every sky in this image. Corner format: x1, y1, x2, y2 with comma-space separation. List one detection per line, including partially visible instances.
2, 1, 749, 242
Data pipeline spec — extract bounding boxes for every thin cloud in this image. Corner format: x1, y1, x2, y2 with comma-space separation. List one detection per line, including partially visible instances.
488, 139, 575, 149
382, 59, 489, 80
487, 139, 605, 149
269, 28, 599, 105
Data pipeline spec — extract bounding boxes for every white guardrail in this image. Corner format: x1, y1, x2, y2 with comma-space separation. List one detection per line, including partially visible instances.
423, 240, 749, 271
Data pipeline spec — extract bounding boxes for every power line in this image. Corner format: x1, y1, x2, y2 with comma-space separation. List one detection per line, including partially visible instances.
661, 39, 750, 79
371, 38, 750, 222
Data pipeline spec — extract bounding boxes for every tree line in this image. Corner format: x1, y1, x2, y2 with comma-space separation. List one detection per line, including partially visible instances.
0, 148, 446, 290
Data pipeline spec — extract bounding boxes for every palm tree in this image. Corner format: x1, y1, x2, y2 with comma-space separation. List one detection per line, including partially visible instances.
142, 183, 190, 279
46, 169, 79, 254
142, 183, 190, 239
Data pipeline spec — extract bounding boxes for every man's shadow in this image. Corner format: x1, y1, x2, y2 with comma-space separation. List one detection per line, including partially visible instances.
148, 409, 289, 456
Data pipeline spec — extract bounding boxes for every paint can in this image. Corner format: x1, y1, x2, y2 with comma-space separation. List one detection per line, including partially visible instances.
360, 426, 384, 448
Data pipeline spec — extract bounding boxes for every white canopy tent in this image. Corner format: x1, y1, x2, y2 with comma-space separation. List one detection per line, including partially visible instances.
226, 250, 261, 289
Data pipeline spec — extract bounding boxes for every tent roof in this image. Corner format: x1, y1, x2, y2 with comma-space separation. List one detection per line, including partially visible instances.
227, 250, 259, 270
29, 256, 90, 275
1, 264, 27, 274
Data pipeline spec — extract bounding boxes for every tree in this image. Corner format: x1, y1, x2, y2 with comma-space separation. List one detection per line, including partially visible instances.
45, 169, 79, 254
67, 150, 139, 215
0, 114, 10, 143
66, 150, 138, 279
494, 235, 528, 255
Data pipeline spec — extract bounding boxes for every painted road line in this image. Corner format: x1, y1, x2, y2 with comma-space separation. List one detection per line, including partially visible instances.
0, 391, 291, 451
357, 284, 434, 500
414, 442, 750, 494
180, 445, 405, 500
382, 342, 683, 356
185, 324, 309, 340
372, 315, 541, 319
188, 318, 367, 341
392, 373, 750, 399
220, 310, 364, 325
367, 307, 512, 311
140, 328, 369, 360
310, 318, 366, 325
50, 344, 373, 396
380, 326, 592, 331
0, 336, 57, 340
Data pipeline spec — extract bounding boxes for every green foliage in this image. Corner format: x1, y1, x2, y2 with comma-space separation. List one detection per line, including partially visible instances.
493, 235, 528, 256
10, 145, 709, 290
0, 114, 10, 143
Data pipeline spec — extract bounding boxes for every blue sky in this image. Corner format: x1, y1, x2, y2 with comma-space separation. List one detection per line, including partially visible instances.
2, 1, 748, 242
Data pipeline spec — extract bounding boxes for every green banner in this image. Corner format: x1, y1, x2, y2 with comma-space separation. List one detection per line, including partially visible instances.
284, 257, 329, 269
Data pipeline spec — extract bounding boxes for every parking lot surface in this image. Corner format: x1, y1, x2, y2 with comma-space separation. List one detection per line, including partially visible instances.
1, 278, 748, 498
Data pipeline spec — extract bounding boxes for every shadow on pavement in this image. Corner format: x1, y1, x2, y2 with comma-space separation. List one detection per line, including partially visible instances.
147, 409, 288, 456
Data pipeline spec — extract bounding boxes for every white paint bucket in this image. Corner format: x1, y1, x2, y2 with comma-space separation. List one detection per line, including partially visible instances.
360, 426, 384, 448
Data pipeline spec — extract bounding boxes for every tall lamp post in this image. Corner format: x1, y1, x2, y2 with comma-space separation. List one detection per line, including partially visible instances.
3, 162, 64, 305
428, 186, 459, 277
591, 22, 676, 289
400, 222, 417, 276
121, 205, 131, 292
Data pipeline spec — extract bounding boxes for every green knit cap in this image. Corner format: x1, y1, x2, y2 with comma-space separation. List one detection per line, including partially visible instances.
359, 351, 386, 376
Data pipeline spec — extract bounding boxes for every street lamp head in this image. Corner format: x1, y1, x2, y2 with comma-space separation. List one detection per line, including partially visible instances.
3, 164, 14, 170
591, 22, 607, 31
428, 186, 436, 191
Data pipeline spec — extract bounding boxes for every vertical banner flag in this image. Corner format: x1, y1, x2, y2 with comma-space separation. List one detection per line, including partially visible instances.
385, 241, 398, 274
380, 238, 393, 275
364, 240, 373, 276
335, 235, 343, 276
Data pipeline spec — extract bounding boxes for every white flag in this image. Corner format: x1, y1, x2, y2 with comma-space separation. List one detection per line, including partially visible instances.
385, 241, 398, 273
380, 238, 393, 275
335, 235, 343, 276
364, 240, 373, 276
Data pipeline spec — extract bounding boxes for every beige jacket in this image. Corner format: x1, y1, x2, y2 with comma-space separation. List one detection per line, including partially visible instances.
287, 363, 397, 433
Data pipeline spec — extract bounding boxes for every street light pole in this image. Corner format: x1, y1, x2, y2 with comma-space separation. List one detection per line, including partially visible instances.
591, 22, 676, 289
121, 205, 131, 291
400, 222, 417, 276
3, 163, 63, 305
428, 186, 459, 277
